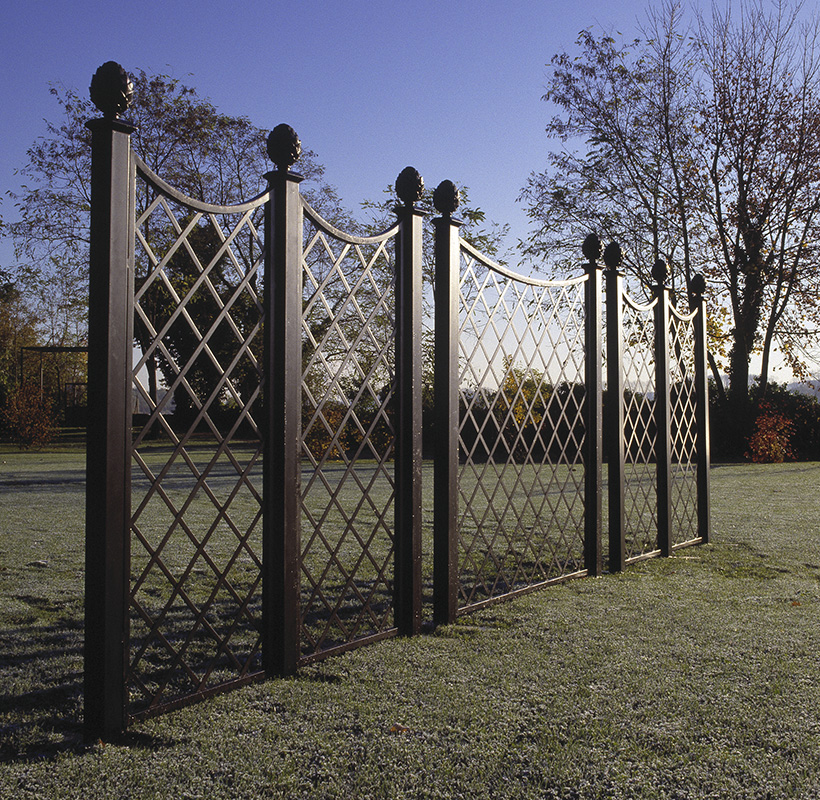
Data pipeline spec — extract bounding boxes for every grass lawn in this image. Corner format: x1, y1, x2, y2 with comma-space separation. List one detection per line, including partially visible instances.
1, 441, 819, 798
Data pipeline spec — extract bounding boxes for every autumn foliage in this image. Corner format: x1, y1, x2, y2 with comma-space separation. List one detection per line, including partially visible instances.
745, 402, 796, 464
1, 383, 57, 449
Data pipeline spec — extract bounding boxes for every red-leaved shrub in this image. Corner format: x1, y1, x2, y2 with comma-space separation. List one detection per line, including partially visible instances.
746, 402, 795, 463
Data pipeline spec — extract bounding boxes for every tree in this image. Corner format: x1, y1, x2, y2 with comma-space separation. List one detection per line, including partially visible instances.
0, 267, 39, 410
697, 0, 820, 405
360, 179, 511, 384
8, 68, 352, 419
1, 382, 57, 450
362, 182, 511, 283
522, 0, 820, 447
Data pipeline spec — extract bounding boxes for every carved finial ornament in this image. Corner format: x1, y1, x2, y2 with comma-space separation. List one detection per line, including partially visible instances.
582, 233, 602, 263
690, 273, 706, 297
603, 241, 622, 270
433, 180, 460, 216
266, 124, 301, 171
396, 167, 424, 206
90, 61, 134, 119
652, 258, 668, 286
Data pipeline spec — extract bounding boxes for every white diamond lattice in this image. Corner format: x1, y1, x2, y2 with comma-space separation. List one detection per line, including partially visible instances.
299, 219, 398, 655
457, 249, 588, 609
128, 188, 266, 715
621, 298, 658, 561
669, 309, 699, 545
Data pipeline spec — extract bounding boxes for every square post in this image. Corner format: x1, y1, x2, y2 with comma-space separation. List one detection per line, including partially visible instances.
84, 104, 136, 736
263, 126, 304, 676
393, 168, 425, 636
604, 244, 625, 572
652, 261, 672, 557
690, 275, 711, 544
432, 182, 462, 625
582, 235, 603, 577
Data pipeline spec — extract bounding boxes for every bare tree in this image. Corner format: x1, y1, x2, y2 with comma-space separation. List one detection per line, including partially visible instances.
522, 0, 820, 441
7, 69, 352, 413
696, 0, 820, 403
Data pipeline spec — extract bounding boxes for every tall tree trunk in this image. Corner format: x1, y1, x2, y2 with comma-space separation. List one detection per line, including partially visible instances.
726, 252, 766, 454
728, 336, 751, 408
725, 335, 753, 458
708, 351, 726, 404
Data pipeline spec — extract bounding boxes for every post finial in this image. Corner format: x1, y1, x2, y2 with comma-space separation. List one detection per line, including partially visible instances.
396, 167, 424, 207
690, 273, 706, 298
433, 180, 460, 217
90, 62, 134, 119
652, 258, 668, 286
582, 233, 602, 264
266, 124, 301, 171
603, 241, 622, 271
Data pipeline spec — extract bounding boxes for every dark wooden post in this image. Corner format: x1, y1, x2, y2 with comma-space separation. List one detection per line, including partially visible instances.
84, 62, 136, 738
263, 125, 304, 676
604, 242, 625, 572
393, 167, 425, 635
432, 181, 462, 625
583, 235, 603, 577
653, 260, 672, 557
690, 274, 712, 544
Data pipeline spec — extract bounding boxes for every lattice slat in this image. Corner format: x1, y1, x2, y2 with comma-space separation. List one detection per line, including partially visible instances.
669, 309, 699, 546
620, 298, 658, 561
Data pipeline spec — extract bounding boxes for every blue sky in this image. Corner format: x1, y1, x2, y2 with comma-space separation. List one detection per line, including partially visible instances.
0, 0, 654, 269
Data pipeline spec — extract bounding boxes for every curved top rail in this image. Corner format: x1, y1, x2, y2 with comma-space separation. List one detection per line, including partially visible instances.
459, 237, 587, 289
669, 301, 698, 323
301, 197, 399, 244
622, 289, 658, 314
134, 154, 271, 214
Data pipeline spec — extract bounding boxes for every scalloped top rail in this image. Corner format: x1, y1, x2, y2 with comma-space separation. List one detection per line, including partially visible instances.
622, 290, 659, 314
668, 301, 699, 323
301, 197, 399, 245
134, 154, 271, 215
459, 237, 588, 289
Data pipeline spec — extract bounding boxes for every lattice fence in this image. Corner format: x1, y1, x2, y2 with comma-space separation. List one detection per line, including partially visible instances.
84, 100, 709, 736
668, 304, 700, 547
298, 203, 401, 659
620, 293, 660, 562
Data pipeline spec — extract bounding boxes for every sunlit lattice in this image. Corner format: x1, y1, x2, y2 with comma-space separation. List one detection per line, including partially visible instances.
457, 242, 589, 610
299, 202, 399, 658
668, 305, 699, 546
128, 163, 267, 719
620, 293, 658, 562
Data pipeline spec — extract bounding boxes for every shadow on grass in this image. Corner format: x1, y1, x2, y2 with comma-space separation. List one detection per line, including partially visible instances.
0, 607, 87, 763
0, 615, 177, 763
0, 681, 85, 763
